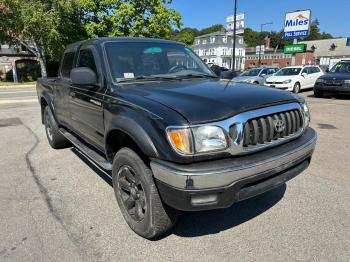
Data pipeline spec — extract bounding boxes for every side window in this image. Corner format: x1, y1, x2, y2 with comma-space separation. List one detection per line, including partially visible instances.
260, 69, 269, 75
77, 49, 97, 75
301, 68, 309, 74
267, 68, 276, 75
61, 52, 75, 78
312, 67, 320, 73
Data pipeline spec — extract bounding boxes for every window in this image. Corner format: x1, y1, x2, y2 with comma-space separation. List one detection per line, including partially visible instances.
210, 37, 215, 43
223, 36, 227, 43
77, 49, 98, 75
61, 52, 75, 78
260, 69, 269, 75
202, 39, 207, 44
104, 42, 214, 80
301, 68, 309, 74
195, 39, 200, 45
222, 48, 227, 55
309, 67, 320, 73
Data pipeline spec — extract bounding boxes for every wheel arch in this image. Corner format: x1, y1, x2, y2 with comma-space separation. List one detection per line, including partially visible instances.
105, 117, 159, 163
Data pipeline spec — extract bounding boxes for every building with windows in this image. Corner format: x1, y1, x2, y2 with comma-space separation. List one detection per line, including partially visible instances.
245, 37, 315, 69
192, 31, 245, 71
299, 37, 350, 69
0, 43, 38, 82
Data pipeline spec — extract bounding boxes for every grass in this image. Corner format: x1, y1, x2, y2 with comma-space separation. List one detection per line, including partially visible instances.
0, 81, 36, 87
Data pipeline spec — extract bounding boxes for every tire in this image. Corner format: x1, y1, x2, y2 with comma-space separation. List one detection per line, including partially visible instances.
293, 82, 301, 93
112, 148, 178, 239
254, 81, 260, 85
314, 89, 324, 98
43, 107, 71, 149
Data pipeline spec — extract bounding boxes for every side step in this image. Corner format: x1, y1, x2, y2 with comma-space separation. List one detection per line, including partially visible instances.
59, 128, 112, 171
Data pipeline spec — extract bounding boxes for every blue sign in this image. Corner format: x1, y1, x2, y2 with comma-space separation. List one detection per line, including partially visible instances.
284, 30, 310, 39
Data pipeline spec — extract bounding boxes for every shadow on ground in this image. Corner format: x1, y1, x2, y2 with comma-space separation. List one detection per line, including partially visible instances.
71, 147, 286, 238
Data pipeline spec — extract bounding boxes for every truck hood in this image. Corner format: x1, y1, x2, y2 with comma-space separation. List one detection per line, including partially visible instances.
123, 79, 299, 124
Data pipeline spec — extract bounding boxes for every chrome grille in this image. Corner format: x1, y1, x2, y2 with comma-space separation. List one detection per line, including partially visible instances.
243, 109, 303, 147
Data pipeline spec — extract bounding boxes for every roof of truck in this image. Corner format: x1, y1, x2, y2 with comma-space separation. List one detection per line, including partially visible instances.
65, 37, 182, 52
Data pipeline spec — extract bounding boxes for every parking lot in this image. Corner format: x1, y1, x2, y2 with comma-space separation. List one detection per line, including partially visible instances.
0, 85, 349, 262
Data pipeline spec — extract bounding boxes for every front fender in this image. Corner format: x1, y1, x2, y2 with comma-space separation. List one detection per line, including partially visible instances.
105, 114, 159, 158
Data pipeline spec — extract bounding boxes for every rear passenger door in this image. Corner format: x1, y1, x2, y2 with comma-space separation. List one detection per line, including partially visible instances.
69, 47, 106, 151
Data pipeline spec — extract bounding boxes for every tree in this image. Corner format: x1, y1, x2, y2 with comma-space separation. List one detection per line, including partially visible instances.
304, 19, 333, 41
80, 0, 182, 39
173, 27, 198, 45
198, 24, 225, 36
0, 0, 86, 78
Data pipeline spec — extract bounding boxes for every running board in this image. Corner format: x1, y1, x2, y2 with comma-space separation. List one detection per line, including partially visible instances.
59, 128, 112, 171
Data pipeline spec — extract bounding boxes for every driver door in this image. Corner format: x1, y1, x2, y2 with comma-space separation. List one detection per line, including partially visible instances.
69, 47, 106, 150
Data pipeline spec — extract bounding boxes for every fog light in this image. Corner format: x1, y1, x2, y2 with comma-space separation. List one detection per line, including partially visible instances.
191, 194, 218, 205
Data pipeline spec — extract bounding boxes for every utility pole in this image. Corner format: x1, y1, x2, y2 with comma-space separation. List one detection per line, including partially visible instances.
231, 0, 237, 71
258, 22, 273, 67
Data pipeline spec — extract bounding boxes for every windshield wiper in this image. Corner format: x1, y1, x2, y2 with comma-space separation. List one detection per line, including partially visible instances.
174, 73, 218, 79
117, 75, 177, 82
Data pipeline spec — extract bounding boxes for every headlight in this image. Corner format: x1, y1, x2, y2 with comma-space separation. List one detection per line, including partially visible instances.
282, 79, 292, 84
316, 78, 324, 83
192, 126, 227, 153
301, 102, 310, 128
167, 126, 228, 155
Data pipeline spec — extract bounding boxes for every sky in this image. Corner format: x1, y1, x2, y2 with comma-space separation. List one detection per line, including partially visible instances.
170, 0, 350, 37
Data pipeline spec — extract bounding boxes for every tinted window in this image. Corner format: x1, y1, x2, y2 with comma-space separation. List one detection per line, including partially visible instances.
260, 69, 269, 75
330, 62, 350, 74
308, 67, 320, 74
105, 42, 214, 80
61, 52, 75, 78
301, 68, 309, 74
275, 68, 301, 76
77, 49, 97, 75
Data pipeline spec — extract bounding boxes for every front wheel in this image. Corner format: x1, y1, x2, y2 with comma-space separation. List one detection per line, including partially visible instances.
112, 148, 178, 239
314, 89, 324, 98
293, 82, 301, 93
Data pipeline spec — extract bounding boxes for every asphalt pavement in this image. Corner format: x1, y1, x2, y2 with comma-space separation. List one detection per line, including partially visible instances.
0, 85, 349, 262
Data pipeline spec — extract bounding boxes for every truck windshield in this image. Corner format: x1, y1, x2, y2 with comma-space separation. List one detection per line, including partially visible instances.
275, 68, 301, 76
105, 42, 216, 81
330, 62, 350, 74
240, 69, 260, 76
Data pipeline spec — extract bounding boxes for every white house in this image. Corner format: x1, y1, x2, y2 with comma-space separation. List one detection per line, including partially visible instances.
192, 31, 245, 71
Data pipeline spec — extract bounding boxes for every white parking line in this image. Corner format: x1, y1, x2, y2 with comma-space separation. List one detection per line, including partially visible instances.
0, 99, 38, 105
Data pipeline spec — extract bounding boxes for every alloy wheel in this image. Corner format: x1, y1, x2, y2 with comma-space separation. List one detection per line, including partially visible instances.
117, 165, 146, 222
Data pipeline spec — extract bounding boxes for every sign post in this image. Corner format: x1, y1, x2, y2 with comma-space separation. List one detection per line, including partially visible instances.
283, 10, 311, 65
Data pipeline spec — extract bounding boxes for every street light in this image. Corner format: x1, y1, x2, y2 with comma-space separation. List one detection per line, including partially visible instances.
231, 0, 237, 71
258, 22, 273, 67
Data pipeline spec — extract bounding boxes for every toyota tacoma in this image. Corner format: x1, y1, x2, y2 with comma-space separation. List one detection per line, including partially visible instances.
36, 38, 317, 239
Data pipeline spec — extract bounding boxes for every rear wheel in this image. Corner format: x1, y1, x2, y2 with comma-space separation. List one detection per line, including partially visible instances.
112, 148, 178, 239
44, 107, 70, 149
293, 82, 301, 93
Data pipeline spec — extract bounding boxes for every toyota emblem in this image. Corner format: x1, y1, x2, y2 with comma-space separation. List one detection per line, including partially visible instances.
273, 119, 285, 133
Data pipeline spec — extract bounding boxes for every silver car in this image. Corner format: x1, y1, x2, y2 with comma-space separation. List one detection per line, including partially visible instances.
233, 67, 279, 85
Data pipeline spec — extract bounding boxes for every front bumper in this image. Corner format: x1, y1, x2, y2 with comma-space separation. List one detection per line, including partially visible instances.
264, 83, 293, 91
314, 83, 350, 94
151, 128, 317, 211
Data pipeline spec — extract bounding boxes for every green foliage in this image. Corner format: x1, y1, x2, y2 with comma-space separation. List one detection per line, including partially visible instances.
172, 24, 225, 45
80, 0, 182, 39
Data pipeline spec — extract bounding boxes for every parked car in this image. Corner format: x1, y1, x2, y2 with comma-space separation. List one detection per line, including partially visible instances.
314, 60, 350, 97
265, 65, 324, 93
36, 38, 317, 239
233, 67, 279, 85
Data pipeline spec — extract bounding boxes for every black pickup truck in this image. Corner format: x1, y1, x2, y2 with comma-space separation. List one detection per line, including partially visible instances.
36, 37, 317, 239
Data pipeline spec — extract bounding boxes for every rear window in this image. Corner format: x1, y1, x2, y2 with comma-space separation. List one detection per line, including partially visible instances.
61, 52, 75, 78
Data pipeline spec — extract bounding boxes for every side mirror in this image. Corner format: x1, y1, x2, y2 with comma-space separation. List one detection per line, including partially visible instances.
302, 72, 307, 77
71, 67, 97, 86
261, 73, 266, 77
325, 68, 330, 73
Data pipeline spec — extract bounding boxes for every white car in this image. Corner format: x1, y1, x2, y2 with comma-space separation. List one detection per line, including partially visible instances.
264, 65, 324, 93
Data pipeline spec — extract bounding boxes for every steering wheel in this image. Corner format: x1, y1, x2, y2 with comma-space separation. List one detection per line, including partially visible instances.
167, 65, 187, 74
